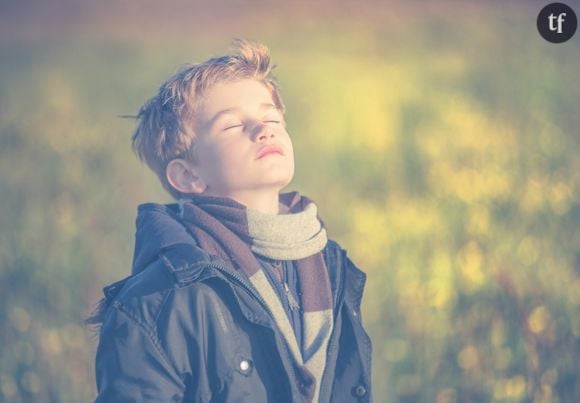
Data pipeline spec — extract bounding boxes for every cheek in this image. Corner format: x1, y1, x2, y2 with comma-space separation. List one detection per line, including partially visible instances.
283, 132, 294, 155
200, 140, 234, 163
195, 143, 228, 179
205, 142, 248, 177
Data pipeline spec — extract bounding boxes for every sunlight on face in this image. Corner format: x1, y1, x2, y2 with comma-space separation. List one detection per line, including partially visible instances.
192, 79, 295, 200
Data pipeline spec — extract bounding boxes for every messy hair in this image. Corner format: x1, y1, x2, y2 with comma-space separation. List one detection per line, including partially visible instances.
132, 39, 285, 199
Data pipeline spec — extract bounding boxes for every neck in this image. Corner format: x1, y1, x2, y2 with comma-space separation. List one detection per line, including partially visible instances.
203, 189, 281, 214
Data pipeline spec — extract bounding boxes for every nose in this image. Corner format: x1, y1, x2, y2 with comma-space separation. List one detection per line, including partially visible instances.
252, 122, 275, 142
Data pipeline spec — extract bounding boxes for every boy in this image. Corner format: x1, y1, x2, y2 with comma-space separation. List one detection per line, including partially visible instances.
91, 39, 372, 403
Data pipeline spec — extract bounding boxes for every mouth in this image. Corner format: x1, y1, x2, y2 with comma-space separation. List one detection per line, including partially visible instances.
256, 145, 284, 159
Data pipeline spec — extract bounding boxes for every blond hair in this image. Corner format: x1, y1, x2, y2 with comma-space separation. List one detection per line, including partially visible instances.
132, 39, 285, 198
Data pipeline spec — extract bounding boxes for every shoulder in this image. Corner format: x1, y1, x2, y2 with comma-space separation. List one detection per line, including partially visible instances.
324, 238, 364, 274
323, 238, 363, 274
105, 244, 220, 332
131, 202, 198, 275
323, 238, 346, 263
323, 238, 368, 307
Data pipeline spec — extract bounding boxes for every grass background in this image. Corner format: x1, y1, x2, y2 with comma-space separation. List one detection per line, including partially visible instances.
0, 1, 578, 402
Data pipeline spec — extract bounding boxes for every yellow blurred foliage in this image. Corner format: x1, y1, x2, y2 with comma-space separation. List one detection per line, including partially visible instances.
457, 241, 486, 293
350, 201, 390, 269
528, 306, 551, 334
428, 251, 456, 309
466, 205, 490, 236
388, 197, 443, 239
493, 375, 527, 401
548, 182, 572, 216
383, 338, 409, 363
517, 237, 540, 267
520, 178, 548, 214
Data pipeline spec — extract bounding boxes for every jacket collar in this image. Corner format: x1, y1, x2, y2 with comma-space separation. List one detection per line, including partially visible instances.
131, 202, 198, 275
131, 202, 365, 309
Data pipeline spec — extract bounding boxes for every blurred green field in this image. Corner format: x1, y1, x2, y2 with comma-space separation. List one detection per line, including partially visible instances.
0, 1, 578, 402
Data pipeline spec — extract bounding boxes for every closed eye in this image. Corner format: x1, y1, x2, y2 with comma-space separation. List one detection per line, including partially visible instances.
223, 124, 243, 131
265, 120, 281, 124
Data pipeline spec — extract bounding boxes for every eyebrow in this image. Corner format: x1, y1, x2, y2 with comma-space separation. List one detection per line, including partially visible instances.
208, 103, 278, 127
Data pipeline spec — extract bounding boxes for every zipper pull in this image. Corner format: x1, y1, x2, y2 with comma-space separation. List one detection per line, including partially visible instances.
284, 283, 300, 311
272, 260, 283, 283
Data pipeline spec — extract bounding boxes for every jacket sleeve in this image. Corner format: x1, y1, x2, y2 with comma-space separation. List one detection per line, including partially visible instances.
94, 302, 186, 403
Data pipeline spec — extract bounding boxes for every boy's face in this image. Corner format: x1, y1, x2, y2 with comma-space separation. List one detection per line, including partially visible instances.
189, 79, 295, 199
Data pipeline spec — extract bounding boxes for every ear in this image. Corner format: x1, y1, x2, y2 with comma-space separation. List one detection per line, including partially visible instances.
166, 159, 207, 194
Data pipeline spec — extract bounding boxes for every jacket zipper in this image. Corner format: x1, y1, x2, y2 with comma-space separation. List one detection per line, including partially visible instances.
206, 262, 270, 309
272, 260, 300, 312
208, 263, 310, 395
283, 283, 300, 311
205, 262, 308, 400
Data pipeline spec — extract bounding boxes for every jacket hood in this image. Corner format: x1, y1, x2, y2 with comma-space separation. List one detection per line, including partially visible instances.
131, 202, 200, 275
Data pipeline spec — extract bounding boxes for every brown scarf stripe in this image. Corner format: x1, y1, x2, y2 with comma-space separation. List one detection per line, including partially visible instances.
296, 254, 333, 312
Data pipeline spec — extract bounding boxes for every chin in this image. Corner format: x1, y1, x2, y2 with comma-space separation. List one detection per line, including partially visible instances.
258, 173, 294, 191
277, 170, 295, 187
261, 164, 294, 182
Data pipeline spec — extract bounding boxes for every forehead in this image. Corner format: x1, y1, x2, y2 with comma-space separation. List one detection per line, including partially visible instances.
198, 79, 275, 119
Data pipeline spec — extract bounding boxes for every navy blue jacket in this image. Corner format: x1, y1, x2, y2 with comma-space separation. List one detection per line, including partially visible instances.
94, 203, 372, 402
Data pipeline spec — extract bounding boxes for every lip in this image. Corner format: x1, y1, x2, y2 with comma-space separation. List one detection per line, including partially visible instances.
256, 144, 284, 159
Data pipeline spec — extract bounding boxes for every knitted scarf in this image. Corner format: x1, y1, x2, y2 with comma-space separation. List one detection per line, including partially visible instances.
177, 191, 333, 403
